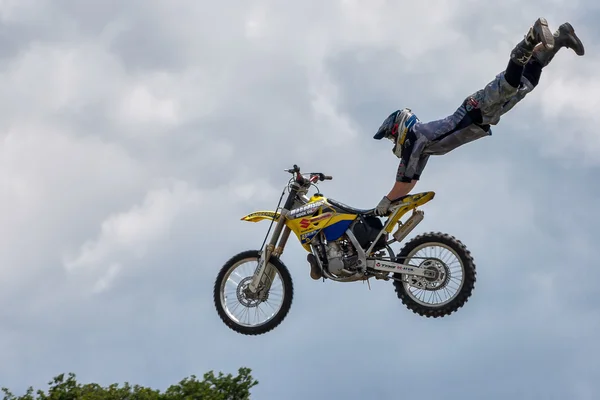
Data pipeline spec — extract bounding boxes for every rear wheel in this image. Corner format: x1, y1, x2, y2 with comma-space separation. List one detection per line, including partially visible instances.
213, 250, 294, 335
393, 232, 476, 317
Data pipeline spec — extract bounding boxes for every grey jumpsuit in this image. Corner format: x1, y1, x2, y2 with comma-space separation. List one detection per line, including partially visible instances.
396, 72, 536, 182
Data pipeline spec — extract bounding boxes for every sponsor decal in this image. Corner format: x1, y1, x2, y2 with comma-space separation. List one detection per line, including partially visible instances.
309, 212, 332, 223
301, 231, 318, 241
289, 201, 324, 218
298, 212, 332, 230
375, 261, 414, 272
248, 211, 278, 218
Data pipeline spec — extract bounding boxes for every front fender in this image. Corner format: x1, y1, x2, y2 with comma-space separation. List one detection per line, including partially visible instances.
241, 211, 281, 223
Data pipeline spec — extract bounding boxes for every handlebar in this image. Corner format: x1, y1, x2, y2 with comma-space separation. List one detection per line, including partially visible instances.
284, 164, 332, 184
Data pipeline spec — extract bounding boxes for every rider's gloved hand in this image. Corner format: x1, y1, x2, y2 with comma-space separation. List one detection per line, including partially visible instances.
375, 196, 391, 216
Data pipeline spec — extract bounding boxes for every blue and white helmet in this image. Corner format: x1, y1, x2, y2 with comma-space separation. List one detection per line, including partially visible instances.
373, 108, 419, 148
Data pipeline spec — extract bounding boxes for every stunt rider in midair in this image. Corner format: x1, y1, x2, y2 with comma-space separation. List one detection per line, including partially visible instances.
306, 18, 584, 280
372, 18, 585, 216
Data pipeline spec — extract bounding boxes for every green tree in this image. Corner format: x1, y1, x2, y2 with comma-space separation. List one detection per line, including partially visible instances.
2, 368, 258, 400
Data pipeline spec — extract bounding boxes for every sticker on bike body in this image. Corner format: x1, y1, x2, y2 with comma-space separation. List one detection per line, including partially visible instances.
370, 260, 435, 278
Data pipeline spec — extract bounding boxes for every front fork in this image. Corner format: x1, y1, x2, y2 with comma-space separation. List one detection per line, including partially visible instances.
248, 217, 290, 294
247, 181, 301, 294
248, 180, 307, 294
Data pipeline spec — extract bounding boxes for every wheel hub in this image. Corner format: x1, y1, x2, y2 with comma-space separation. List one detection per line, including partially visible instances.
239, 277, 269, 306
407, 259, 448, 290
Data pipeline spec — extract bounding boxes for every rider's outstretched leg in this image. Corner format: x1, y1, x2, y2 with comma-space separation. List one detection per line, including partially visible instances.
460, 18, 554, 126
403, 18, 559, 156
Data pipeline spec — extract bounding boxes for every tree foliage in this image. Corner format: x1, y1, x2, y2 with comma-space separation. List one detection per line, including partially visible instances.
2, 368, 258, 400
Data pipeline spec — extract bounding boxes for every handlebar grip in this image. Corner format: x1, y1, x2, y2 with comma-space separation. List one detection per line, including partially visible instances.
316, 173, 332, 181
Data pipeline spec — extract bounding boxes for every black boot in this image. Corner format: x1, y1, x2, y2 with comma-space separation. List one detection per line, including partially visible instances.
534, 22, 585, 67
511, 17, 555, 66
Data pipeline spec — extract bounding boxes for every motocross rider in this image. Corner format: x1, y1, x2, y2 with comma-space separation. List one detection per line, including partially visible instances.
373, 18, 585, 216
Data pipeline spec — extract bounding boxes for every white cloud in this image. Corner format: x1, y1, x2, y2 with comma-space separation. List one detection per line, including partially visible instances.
63, 180, 201, 291
0, 1, 599, 399
117, 83, 180, 126
534, 58, 600, 164
0, 0, 53, 23
0, 123, 146, 289
0, 42, 122, 116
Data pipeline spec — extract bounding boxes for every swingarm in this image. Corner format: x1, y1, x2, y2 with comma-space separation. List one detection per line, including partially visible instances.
368, 259, 437, 279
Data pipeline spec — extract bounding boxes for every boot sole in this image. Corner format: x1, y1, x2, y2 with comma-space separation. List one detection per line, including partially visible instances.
536, 17, 555, 50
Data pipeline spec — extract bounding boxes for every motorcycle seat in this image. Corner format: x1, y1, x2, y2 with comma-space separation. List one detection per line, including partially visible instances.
327, 198, 376, 216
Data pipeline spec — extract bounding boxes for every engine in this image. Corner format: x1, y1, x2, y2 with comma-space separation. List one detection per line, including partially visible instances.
324, 216, 387, 276
325, 239, 358, 275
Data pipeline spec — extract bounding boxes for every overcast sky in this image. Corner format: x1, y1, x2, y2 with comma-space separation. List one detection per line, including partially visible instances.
0, 1, 599, 399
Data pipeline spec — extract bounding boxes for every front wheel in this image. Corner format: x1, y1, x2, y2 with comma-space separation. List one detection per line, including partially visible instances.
393, 232, 476, 318
213, 250, 294, 335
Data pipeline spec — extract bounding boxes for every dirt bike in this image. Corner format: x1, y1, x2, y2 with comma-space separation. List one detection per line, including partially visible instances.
213, 164, 476, 335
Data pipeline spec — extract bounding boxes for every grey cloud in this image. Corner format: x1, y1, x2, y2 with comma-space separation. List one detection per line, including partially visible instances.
53, 0, 132, 36
0, 6, 75, 63
0, 24, 50, 61
323, 44, 456, 134
108, 16, 187, 73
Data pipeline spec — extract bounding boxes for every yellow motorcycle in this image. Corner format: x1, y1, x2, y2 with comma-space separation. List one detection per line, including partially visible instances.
213, 165, 476, 335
